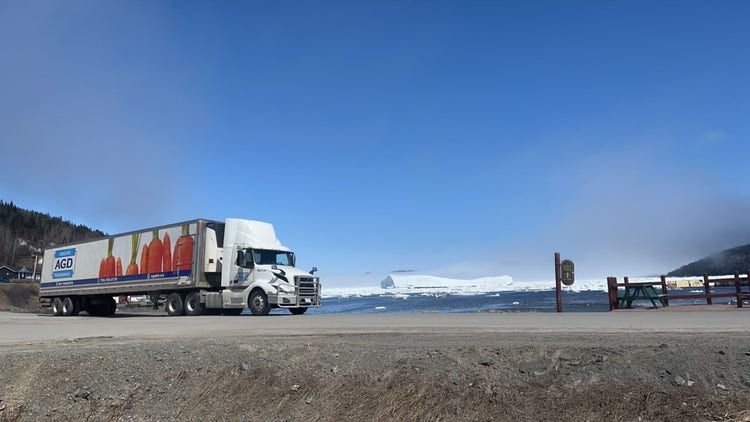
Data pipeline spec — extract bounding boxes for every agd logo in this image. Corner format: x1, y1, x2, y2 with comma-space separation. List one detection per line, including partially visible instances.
52, 248, 76, 279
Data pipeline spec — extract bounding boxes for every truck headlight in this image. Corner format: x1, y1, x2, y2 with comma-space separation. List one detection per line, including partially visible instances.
278, 283, 295, 293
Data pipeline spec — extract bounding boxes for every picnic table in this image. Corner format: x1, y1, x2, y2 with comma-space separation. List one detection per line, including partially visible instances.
618, 283, 667, 309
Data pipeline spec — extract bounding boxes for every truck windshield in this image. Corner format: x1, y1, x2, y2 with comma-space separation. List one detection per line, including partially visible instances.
253, 249, 294, 266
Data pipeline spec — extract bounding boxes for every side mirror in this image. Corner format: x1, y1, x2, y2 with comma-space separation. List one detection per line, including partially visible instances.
236, 250, 244, 267
309, 266, 318, 275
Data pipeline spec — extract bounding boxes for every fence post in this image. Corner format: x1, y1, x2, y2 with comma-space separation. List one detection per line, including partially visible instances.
608, 277, 619, 310
703, 274, 712, 305
660, 275, 669, 306
735, 272, 742, 308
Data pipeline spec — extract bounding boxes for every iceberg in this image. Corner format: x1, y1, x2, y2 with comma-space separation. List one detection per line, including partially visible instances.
380, 274, 513, 291
320, 274, 622, 299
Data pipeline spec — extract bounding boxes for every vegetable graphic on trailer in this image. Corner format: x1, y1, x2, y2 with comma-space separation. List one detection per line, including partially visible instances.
174, 224, 194, 275
125, 233, 140, 275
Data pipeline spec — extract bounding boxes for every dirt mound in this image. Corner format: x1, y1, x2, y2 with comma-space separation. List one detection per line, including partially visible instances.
1, 333, 749, 421
0, 282, 40, 313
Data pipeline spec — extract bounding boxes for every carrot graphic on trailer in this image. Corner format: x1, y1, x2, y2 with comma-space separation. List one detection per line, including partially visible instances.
116, 257, 123, 277
147, 230, 164, 274
162, 232, 172, 272
126, 233, 141, 275
140, 243, 149, 275
100, 238, 116, 277
174, 224, 194, 272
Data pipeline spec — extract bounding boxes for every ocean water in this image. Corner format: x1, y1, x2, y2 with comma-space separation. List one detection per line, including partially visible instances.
283, 286, 742, 315
301, 289, 609, 314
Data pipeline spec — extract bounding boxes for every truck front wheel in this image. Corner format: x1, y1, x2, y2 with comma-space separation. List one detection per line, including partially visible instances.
248, 290, 270, 316
165, 293, 185, 316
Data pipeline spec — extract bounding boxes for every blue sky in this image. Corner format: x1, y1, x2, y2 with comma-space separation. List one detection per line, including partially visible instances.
1, 1, 749, 286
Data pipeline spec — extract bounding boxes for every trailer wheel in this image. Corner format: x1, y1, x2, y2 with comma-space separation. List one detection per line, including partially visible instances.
165, 293, 185, 316
289, 307, 308, 315
248, 290, 270, 316
71, 296, 81, 316
184, 291, 204, 316
86, 302, 100, 316
103, 297, 117, 317
61, 296, 77, 316
88, 297, 116, 317
51, 297, 63, 316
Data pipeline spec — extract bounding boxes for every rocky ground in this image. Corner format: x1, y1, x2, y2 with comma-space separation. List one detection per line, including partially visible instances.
0, 282, 40, 313
1, 332, 750, 421
2, 283, 750, 421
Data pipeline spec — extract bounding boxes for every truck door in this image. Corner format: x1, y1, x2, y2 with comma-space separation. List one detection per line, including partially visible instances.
231, 247, 255, 287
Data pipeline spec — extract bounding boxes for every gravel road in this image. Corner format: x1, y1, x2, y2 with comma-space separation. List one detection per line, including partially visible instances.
2, 308, 750, 344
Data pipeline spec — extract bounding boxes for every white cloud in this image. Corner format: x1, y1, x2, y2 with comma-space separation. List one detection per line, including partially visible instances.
698, 130, 725, 144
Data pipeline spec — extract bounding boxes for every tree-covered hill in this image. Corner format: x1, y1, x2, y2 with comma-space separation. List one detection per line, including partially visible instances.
0, 200, 105, 270
667, 244, 750, 277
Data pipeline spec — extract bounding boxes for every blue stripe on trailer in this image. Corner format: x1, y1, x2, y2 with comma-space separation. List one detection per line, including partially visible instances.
40, 270, 192, 289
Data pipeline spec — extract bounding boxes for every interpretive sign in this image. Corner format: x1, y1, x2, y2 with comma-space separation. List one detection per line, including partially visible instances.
561, 259, 575, 286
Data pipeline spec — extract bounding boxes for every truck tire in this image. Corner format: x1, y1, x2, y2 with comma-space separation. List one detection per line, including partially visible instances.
101, 297, 117, 317
71, 297, 81, 316
184, 291, 204, 316
61, 296, 77, 316
289, 307, 308, 315
165, 292, 185, 316
248, 290, 270, 316
51, 297, 63, 316
86, 302, 100, 317
84, 297, 115, 317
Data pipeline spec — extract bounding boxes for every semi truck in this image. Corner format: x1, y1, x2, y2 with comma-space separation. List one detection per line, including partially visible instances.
39, 218, 320, 317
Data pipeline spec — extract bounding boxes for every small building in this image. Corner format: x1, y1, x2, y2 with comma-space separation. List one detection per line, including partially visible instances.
0, 266, 31, 282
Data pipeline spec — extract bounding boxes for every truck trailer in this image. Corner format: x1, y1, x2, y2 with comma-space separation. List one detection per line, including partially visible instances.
39, 218, 320, 317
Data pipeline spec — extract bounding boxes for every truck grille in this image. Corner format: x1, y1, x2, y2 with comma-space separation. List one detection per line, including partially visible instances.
295, 276, 320, 305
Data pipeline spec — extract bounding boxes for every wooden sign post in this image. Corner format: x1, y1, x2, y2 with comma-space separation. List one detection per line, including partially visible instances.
555, 253, 562, 312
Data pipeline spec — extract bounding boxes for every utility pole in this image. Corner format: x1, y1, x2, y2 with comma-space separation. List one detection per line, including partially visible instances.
32, 254, 41, 281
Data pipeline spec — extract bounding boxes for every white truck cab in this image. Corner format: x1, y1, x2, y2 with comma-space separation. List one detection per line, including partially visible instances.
216, 218, 319, 315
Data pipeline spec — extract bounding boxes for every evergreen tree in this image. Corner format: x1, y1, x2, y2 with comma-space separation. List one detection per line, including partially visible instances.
0, 199, 106, 269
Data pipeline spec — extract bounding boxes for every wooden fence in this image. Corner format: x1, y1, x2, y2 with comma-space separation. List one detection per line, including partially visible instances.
607, 272, 750, 311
